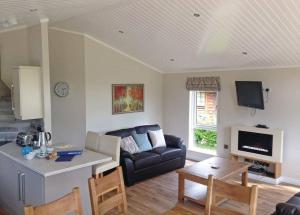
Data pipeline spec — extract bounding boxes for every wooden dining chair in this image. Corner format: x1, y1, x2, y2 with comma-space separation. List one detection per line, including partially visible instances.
24, 187, 83, 215
205, 175, 258, 215
89, 166, 128, 215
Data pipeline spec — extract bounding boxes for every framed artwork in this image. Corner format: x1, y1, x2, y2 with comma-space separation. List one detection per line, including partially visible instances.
112, 84, 144, 114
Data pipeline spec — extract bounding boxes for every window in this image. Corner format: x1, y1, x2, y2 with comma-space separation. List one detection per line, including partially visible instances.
190, 91, 218, 154
196, 92, 205, 108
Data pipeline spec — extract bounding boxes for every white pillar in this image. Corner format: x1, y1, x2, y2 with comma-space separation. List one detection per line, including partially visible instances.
40, 19, 52, 135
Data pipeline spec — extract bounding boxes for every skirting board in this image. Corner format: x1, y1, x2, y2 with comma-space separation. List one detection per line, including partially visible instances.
247, 173, 281, 185
279, 177, 300, 187
187, 150, 214, 161
240, 173, 300, 187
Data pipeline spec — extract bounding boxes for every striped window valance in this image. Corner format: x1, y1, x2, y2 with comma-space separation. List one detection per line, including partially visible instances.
186, 76, 221, 91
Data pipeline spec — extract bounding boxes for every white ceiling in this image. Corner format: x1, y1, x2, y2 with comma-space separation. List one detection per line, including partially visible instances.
2, 0, 300, 73
0, 0, 122, 31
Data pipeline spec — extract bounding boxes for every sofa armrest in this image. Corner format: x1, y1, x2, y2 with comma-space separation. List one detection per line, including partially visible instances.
120, 150, 134, 160
119, 153, 135, 186
164, 134, 184, 148
275, 203, 300, 215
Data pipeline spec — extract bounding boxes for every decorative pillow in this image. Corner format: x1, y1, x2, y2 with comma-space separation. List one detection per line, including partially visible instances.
120, 136, 140, 154
132, 131, 152, 152
148, 129, 166, 148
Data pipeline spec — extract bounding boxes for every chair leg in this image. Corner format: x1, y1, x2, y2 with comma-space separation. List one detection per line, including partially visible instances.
117, 186, 122, 213
99, 173, 104, 202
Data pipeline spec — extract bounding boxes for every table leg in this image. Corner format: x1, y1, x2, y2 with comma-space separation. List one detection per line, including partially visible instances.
178, 174, 185, 202
242, 170, 248, 186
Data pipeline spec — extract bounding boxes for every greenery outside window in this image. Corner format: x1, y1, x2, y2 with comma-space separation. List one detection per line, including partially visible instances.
190, 91, 218, 153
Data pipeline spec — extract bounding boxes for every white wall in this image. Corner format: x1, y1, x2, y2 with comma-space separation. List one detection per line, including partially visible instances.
0, 28, 29, 87
48, 29, 163, 147
49, 29, 86, 146
28, 25, 42, 66
163, 68, 300, 179
84, 36, 163, 134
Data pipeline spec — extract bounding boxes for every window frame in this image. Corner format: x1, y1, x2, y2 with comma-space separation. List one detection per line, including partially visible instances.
189, 90, 218, 155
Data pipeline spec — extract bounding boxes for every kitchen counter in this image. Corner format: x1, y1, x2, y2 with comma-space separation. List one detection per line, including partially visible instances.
0, 143, 112, 177
0, 142, 113, 215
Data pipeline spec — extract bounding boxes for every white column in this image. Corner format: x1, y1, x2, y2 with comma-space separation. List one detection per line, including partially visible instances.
40, 19, 52, 135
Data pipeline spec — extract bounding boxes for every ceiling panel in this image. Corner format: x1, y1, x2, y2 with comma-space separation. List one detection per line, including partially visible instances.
2, 0, 300, 73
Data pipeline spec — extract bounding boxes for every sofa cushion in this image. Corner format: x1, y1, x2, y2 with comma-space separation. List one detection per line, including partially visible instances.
135, 124, 160, 134
149, 129, 166, 148
287, 195, 300, 206
132, 151, 161, 170
106, 128, 136, 138
152, 147, 182, 161
132, 131, 152, 152
120, 136, 139, 154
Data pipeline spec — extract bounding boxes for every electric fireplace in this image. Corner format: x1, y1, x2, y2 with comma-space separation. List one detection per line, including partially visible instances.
238, 131, 273, 156
231, 126, 284, 163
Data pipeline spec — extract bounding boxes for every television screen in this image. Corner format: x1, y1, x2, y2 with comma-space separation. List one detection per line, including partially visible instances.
235, 81, 264, 110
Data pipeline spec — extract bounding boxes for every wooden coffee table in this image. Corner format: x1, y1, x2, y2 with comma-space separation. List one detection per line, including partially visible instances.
176, 157, 250, 206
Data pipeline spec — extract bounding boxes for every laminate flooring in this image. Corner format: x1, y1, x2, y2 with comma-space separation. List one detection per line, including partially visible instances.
120, 160, 300, 215
1, 161, 299, 215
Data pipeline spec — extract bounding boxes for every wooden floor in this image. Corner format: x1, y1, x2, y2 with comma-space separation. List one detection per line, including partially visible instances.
1, 160, 299, 215
117, 160, 300, 215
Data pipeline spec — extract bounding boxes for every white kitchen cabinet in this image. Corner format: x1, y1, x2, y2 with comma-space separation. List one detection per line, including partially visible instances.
11, 66, 43, 120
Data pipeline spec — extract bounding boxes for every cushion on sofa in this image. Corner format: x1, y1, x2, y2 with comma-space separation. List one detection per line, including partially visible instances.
152, 147, 182, 161
132, 151, 161, 170
287, 194, 300, 206
106, 127, 136, 138
275, 203, 300, 215
120, 136, 139, 154
149, 129, 166, 148
132, 131, 152, 152
135, 124, 160, 134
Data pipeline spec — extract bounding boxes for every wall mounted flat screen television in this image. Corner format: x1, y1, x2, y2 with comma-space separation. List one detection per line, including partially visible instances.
235, 81, 264, 110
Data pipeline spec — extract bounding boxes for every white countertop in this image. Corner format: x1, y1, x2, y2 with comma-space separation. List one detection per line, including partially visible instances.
0, 143, 112, 177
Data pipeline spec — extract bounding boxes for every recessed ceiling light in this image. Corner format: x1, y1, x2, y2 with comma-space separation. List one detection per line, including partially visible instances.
30, 8, 38, 12
118, 30, 124, 34
193, 13, 200, 17
170, 58, 175, 62
242, 51, 248, 55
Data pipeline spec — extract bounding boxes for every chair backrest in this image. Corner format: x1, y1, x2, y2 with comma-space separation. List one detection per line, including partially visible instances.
205, 175, 258, 215
89, 166, 128, 215
24, 187, 83, 215
99, 135, 121, 163
85, 132, 121, 163
85, 131, 101, 152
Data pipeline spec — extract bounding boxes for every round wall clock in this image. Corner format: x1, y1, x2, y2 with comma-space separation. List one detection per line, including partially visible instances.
54, 81, 69, 97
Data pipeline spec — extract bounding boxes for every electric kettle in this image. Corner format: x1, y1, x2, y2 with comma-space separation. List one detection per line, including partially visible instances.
37, 131, 52, 148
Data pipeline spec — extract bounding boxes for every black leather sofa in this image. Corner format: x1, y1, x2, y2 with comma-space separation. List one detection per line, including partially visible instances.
106, 124, 186, 186
273, 192, 300, 215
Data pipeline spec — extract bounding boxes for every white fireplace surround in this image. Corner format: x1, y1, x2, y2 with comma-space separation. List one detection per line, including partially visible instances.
231, 126, 284, 163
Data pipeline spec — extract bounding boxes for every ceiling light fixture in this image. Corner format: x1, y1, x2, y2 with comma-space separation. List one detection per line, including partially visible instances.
193, 13, 200, 17
242, 51, 248, 55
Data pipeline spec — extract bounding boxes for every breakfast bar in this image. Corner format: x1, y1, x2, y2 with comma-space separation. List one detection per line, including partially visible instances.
0, 143, 112, 215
